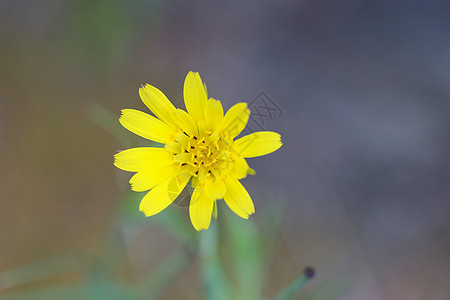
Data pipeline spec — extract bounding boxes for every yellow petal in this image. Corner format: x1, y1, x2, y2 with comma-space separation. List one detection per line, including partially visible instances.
119, 109, 176, 143
114, 147, 173, 172
183, 71, 207, 122
231, 156, 250, 180
164, 142, 182, 154
139, 172, 191, 216
204, 98, 224, 131
173, 109, 198, 137
204, 177, 226, 199
233, 131, 282, 158
129, 164, 180, 192
173, 153, 191, 163
223, 177, 255, 219
220, 102, 250, 138
139, 84, 178, 129
189, 186, 214, 231
175, 132, 190, 147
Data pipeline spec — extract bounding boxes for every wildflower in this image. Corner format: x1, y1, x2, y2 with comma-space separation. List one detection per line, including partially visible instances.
114, 72, 282, 231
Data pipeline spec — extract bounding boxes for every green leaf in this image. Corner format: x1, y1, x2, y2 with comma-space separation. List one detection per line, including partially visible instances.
0, 252, 86, 290
87, 104, 130, 146
0, 285, 88, 300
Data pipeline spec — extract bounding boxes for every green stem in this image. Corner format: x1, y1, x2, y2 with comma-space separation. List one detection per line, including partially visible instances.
271, 267, 315, 300
199, 223, 232, 300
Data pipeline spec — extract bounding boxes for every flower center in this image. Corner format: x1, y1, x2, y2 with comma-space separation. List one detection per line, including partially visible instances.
167, 131, 234, 183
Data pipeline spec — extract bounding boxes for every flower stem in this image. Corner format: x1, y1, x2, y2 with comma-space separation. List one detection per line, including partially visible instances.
271, 267, 315, 300
199, 222, 231, 300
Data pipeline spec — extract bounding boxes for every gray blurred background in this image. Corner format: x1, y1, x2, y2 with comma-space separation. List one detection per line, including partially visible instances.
0, 0, 449, 299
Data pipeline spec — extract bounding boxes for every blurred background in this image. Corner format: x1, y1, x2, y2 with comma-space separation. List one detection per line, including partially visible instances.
0, 0, 449, 299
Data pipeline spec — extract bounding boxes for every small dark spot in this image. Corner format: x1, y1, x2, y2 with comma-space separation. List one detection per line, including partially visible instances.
190, 146, 195, 149
303, 266, 315, 279
195, 171, 199, 175
194, 162, 198, 165
194, 155, 197, 158
184, 149, 189, 153
208, 170, 211, 174
193, 136, 198, 140
181, 163, 187, 166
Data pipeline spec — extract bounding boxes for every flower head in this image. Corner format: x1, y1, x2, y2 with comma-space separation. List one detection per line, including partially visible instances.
114, 72, 282, 231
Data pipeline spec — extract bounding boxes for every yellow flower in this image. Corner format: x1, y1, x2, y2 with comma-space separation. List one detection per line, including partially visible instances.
114, 72, 282, 231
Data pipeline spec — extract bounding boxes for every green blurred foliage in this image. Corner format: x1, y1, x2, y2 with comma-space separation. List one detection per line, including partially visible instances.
0, 192, 325, 300
60, 0, 156, 76
0, 101, 353, 300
